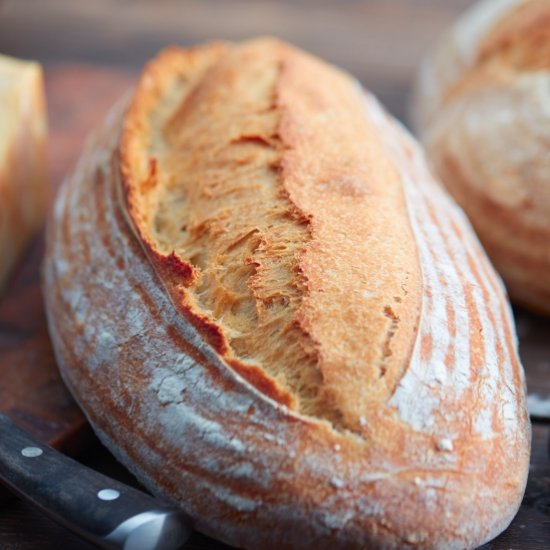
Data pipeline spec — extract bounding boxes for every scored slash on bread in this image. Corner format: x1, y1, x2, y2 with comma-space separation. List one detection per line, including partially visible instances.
44, 38, 530, 549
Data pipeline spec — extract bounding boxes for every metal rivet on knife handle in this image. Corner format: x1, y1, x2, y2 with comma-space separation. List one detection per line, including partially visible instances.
21, 446, 43, 458
97, 488, 121, 501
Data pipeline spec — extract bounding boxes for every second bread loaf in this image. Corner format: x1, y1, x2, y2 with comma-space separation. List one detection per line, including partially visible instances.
413, 0, 550, 314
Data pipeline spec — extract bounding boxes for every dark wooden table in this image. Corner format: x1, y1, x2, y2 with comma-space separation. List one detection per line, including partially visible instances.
0, 1, 549, 548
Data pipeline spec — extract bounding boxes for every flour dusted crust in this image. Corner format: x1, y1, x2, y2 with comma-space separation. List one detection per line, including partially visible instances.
413, 0, 550, 314
44, 39, 530, 549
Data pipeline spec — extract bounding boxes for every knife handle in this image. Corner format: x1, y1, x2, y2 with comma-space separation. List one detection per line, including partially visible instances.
0, 413, 192, 549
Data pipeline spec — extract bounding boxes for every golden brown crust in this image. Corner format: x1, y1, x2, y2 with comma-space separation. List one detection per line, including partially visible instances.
414, 0, 550, 314
479, 0, 550, 70
44, 39, 530, 549
120, 38, 424, 430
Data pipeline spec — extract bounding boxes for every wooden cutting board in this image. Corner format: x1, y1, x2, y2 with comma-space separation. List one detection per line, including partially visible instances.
0, 64, 135, 452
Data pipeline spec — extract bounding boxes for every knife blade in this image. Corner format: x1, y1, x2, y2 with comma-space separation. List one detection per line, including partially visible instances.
527, 394, 550, 422
0, 413, 192, 549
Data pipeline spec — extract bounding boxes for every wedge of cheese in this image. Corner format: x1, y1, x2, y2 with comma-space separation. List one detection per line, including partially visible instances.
0, 54, 47, 292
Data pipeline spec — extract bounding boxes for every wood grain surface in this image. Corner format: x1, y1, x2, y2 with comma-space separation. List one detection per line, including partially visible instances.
0, 0, 549, 548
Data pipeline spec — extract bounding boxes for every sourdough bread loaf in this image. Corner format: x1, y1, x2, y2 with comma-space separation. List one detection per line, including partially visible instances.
413, 0, 550, 314
44, 39, 530, 549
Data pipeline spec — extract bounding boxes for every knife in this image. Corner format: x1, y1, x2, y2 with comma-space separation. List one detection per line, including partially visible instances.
527, 394, 550, 422
0, 413, 192, 549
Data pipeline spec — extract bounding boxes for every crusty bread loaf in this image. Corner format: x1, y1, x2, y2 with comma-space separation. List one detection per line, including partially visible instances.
44, 39, 530, 549
413, 0, 550, 314
0, 54, 47, 292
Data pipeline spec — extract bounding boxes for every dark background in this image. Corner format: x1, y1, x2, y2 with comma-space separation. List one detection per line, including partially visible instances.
0, 0, 473, 124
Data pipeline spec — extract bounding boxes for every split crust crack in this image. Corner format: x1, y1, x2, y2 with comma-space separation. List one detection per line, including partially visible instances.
125, 39, 422, 435
148, 41, 337, 426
